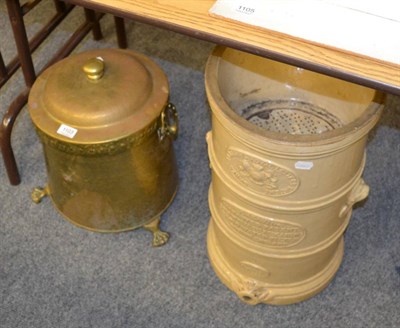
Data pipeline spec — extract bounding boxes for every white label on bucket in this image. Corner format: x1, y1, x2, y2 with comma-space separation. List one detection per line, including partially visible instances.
57, 124, 78, 139
295, 161, 314, 170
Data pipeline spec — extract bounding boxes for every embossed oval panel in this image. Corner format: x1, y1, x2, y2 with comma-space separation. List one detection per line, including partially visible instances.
220, 198, 306, 248
226, 148, 299, 197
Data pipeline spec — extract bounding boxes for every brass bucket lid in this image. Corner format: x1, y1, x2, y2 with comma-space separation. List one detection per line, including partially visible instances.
29, 49, 169, 143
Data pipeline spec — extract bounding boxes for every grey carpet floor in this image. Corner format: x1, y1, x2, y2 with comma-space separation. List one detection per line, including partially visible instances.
1, 2, 400, 327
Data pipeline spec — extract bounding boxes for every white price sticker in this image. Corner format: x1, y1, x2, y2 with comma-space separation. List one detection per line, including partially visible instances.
295, 161, 314, 170
57, 124, 78, 139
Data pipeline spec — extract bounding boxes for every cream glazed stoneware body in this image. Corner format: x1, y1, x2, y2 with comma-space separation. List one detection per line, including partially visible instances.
204, 46, 384, 305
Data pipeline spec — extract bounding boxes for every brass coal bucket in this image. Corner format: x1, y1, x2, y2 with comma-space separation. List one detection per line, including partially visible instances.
28, 49, 178, 247
205, 46, 384, 304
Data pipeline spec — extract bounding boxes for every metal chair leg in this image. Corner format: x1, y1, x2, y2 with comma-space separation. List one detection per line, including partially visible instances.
84, 8, 103, 41
0, 88, 30, 185
114, 16, 127, 49
5, 0, 36, 87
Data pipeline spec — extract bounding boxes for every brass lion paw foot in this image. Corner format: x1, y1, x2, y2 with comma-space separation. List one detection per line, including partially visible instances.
151, 230, 170, 247
143, 216, 170, 247
31, 185, 49, 204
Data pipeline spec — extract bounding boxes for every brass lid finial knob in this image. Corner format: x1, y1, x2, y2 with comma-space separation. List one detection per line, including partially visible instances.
83, 56, 104, 81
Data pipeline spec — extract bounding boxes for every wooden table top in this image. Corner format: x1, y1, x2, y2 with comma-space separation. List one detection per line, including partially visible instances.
68, 0, 400, 95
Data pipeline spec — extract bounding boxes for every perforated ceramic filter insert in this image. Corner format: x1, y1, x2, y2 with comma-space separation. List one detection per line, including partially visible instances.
240, 99, 343, 135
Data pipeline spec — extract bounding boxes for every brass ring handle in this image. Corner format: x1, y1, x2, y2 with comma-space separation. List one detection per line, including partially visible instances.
158, 103, 179, 141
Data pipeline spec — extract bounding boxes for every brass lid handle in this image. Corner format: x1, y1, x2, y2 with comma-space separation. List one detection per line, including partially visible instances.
82, 57, 104, 81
